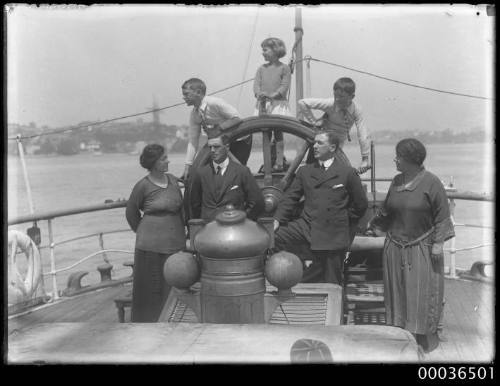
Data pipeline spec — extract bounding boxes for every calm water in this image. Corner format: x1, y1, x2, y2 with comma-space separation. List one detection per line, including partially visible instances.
7, 141, 495, 290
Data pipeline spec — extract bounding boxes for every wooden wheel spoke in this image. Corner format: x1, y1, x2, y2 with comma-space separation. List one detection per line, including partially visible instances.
262, 129, 273, 186
210, 116, 317, 214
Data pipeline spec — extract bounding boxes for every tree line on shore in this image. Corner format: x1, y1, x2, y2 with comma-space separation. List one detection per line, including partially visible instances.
7, 121, 489, 156
7, 120, 188, 156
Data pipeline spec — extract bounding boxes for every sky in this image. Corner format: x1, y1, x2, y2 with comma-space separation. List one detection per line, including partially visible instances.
6, 4, 495, 134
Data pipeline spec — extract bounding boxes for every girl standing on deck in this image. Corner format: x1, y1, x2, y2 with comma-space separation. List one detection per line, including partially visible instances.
253, 37, 292, 172
126, 144, 185, 322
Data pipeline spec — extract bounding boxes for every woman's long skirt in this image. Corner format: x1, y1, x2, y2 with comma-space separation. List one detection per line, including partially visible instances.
131, 249, 172, 322
383, 236, 444, 335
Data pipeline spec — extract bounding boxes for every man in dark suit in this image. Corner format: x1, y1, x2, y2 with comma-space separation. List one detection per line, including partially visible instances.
273, 131, 368, 285
190, 131, 264, 222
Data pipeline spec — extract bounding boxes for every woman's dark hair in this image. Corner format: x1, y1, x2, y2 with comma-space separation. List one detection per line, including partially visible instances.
140, 144, 165, 171
396, 138, 427, 166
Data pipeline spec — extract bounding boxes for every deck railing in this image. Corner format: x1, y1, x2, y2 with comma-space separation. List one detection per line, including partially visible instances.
443, 185, 494, 279
8, 180, 494, 301
9, 201, 132, 301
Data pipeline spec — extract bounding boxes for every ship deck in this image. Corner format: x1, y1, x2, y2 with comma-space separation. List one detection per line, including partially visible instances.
8, 278, 494, 363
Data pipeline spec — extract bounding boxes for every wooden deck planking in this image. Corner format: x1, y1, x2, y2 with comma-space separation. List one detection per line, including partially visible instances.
422, 278, 493, 362
462, 281, 493, 357
9, 283, 132, 332
454, 278, 493, 336
446, 279, 492, 361
433, 293, 479, 362
429, 281, 482, 362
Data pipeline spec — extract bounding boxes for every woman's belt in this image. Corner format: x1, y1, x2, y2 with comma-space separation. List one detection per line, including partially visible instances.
387, 227, 435, 270
387, 226, 435, 249
144, 211, 179, 217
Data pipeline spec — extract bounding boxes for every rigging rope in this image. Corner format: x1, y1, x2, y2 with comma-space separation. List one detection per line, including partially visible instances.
8, 78, 256, 141
287, 26, 304, 102
9, 55, 492, 141
236, 8, 259, 110
308, 57, 493, 101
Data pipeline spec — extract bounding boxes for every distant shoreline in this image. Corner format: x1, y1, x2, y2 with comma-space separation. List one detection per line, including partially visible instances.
7, 139, 493, 158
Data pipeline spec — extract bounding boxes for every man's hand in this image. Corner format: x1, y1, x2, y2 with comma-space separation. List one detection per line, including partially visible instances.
181, 165, 191, 181
431, 242, 444, 263
365, 221, 383, 237
312, 121, 323, 129
356, 158, 371, 175
219, 117, 243, 131
273, 219, 280, 231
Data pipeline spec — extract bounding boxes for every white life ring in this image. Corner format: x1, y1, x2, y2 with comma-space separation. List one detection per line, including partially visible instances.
8, 230, 43, 304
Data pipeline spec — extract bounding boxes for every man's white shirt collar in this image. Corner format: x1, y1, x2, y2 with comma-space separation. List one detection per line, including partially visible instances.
213, 157, 229, 175
321, 157, 334, 169
334, 102, 354, 114
198, 96, 208, 112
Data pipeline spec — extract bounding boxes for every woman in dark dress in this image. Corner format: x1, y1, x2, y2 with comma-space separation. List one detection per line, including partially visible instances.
126, 144, 185, 322
369, 138, 455, 353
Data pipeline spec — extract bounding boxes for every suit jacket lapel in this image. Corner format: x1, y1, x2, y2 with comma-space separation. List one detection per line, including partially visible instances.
309, 162, 322, 183
314, 159, 340, 188
217, 160, 236, 201
206, 163, 220, 202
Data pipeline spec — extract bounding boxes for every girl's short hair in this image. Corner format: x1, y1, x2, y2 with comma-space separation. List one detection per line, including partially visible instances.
140, 144, 165, 171
333, 78, 356, 96
261, 37, 287, 59
396, 138, 427, 166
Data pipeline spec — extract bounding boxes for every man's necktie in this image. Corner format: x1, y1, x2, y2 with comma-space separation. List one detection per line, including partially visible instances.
320, 163, 326, 171
341, 108, 352, 141
199, 107, 209, 133
214, 165, 223, 192
341, 108, 349, 126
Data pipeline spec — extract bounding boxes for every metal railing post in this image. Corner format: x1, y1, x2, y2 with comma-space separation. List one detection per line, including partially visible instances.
47, 218, 60, 300
98, 232, 109, 264
446, 176, 458, 279
305, 56, 311, 98
449, 199, 457, 278
16, 135, 35, 215
370, 141, 376, 213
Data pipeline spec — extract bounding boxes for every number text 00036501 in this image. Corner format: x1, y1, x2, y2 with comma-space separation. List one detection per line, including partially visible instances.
418, 367, 493, 381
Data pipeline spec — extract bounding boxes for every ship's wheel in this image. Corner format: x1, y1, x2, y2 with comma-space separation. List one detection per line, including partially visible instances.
222, 115, 317, 216
187, 114, 385, 287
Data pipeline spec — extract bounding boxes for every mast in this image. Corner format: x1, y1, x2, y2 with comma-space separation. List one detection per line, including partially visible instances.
147, 95, 161, 131
16, 135, 35, 215
294, 7, 304, 110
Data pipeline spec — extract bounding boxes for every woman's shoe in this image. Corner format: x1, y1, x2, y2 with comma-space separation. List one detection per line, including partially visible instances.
424, 332, 440, 353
